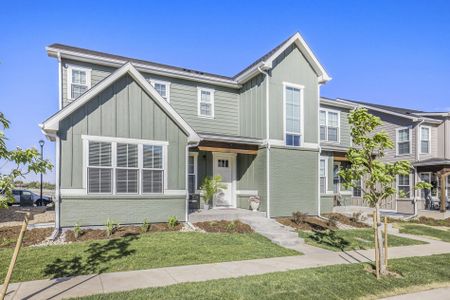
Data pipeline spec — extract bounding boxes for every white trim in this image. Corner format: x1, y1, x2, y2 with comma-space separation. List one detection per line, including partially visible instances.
41, 62, 201, 143
396, 173, 413, 199
66, 64, 91, 101
319, 108, 341, 144
197, 87, 215, 119
212, 152, 237, 208
282, 82, 304, 147
395, 127, 412, 156
419, 125, 431, 155
236, 190, 259, 196
82, 135, 169, 146
150, 79, 171, 103
320, 98, 355, 109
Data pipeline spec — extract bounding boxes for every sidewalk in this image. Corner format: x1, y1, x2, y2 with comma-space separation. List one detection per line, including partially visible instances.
3, 235, 450, 300
380, 286, 450, 300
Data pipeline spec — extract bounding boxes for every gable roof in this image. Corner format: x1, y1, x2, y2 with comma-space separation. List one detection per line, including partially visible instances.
46, 32, 331, 87
40, 62, 201, 143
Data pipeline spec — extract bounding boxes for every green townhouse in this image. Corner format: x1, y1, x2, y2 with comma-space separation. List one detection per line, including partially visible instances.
40, 33, 450, 228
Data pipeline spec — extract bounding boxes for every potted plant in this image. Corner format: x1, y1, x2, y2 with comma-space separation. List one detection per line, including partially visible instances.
200, 175, 226, 210
249, 196, 261, 211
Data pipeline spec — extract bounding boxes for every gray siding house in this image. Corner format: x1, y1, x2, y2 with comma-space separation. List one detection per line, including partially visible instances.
41, 33, 332, 228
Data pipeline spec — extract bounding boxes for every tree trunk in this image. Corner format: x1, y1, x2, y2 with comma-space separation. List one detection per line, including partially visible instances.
375, 203, 388, 275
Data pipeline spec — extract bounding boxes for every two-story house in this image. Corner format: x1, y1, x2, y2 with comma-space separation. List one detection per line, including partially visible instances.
40, 33, 332, 228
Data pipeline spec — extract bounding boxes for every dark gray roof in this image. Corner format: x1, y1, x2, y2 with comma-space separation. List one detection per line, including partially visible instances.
414, 158, 450, 167
338, 98, 424, 116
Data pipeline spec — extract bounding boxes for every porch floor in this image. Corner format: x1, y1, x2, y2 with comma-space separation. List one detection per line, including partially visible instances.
189, 208, 266, 223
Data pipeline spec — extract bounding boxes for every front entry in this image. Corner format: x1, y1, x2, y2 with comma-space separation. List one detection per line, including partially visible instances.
212, 153, 236, 207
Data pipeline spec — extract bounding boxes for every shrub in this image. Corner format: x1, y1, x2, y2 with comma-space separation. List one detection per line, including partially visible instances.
291, 211, 308, 225
73, 222, 82, 239
141, 219, 151, 233
327, 214, 339, 228
200, 175, 226, 206
105, 218, 118, 237
226, 221, 237, 232
168, 216, 178, 229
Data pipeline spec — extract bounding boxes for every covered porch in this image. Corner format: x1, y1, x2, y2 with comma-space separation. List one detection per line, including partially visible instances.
415, 159, 450, 213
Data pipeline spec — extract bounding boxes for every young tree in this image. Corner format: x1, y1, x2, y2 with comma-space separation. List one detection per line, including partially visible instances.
0, 112, 53, 208
339, 108, 430, 277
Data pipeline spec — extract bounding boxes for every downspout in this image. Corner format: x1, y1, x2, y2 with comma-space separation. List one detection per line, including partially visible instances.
185, 140, 200, 222
317, 84, 322, 216
55, 52, 62, 230
258, 65, 271, 219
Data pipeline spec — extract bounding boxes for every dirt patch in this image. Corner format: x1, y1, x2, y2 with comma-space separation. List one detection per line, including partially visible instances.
193, 220, 253, 233
276, 216, 335, 231
65, 223, 184, 242
0, 226, 54, 248
0, 207, 55, 227
323, 213, 369, 228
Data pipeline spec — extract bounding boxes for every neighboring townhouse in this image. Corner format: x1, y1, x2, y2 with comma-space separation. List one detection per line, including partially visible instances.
40, 33, 332, 228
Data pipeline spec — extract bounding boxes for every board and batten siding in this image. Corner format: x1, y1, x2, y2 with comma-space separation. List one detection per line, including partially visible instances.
239, 74, 266, 139
61, 59, 240, 136
269, 44, 319, 143
58, 73, 189, 226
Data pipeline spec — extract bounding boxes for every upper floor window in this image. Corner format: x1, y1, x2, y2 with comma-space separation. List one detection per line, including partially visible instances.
86, 137, 166, 195
320, 109, 340, 142
67, 65, 91, 100
284, 83, 303, 146
151, 80, 170, 102
396, 127, 411, 155
197, 88, 214, 118
420, 126, 431, 154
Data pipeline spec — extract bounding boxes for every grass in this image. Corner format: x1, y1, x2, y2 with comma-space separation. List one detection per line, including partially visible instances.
399, 224, 450, 242
74, 253, 450, 300
298, 229, 426, 252
0, 232, 298, 283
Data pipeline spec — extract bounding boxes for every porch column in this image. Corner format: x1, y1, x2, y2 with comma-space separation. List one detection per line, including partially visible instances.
441, 174, 446, 213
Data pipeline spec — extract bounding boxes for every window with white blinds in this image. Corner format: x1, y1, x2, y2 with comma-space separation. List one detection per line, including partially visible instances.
86, 139, 166, 195
88, 142, 113, 193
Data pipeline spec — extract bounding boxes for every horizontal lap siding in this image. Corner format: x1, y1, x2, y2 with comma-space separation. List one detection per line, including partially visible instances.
60, 197, 186, 226
270, 148, 318, 216
320, 104, 352, 148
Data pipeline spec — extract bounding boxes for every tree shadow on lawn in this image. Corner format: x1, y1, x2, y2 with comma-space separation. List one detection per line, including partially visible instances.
309, 229, 351, 251
43, 235, 138, 279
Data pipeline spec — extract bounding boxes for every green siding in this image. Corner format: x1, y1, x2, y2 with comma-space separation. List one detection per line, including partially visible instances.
320, 104, 352, 148
60, 197, 186, 227
269, 44, 319, 143
239, 74, 266, 139
270, 147, 319, 216
320, 195, 334, 214
58, 74, 188, 191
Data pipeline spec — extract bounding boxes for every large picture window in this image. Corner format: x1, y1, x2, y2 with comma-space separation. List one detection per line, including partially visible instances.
86, 138, 166, 195
284, 84, 303, 146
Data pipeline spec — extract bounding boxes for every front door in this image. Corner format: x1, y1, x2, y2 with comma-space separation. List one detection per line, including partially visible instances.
213, 153, 235, 207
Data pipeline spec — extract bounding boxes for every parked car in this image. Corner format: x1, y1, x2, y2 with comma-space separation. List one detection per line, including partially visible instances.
9, 189, 52, 206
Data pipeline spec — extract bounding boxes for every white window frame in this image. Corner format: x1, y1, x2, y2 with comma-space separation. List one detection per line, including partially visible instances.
197, 87, 215, 119
150, 79, 171, 103
283, 82, 304, 147
67, 65, 91, 101
319, 157, 328, 194
82, 135, 168, 195
320, 108, 340, 143
86, 141, 113, 195
397, 174, 412, 199
419, 172, 432, 199
352, 178, 363, 197
395, 127, 412, 156
115, 143, 140, 195
188, 152, 198, 194
419, 125, 431, 154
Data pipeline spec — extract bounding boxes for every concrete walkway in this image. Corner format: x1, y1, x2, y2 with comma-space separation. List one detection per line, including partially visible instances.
3, 235, 450, 299
380, 286, 450, 300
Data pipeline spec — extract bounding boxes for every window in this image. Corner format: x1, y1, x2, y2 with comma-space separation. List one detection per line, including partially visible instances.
320, 158, 327, 194
396, 128, 411, 155
86, 138, 166, 195
333, 163, 340, 193
198, 88, 214, 118
420, 126, 431, 154
188, 154, 197, 194
419, 172, 431, 199
284, 84, 303, 146
320, 109, 340, 142
353, 178, 362, 197
87, 141, 113, 193
67, 65, 91, 100
397, 174, 411, 198
218, 159, 229, 168
151, 80, 170, 102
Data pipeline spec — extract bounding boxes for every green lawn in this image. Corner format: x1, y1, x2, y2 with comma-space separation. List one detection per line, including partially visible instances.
399, 224, 450, 242
298, 229, 426, 252
74, 253, 450, 300
0, 232, 298, 283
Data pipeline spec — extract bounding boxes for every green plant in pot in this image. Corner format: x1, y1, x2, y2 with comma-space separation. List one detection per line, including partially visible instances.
200, 175, 226, 210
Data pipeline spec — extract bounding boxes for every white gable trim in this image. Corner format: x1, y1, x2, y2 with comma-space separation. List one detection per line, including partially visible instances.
40, 62, 201, 143
235, 32, 332, 84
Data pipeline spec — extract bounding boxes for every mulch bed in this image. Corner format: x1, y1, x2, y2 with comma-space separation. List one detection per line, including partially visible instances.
65, 223, 184, 242
323, 213, 369, 228
0, 226, 54, 248
276, 216, 336, 231
193, 220, 253, 233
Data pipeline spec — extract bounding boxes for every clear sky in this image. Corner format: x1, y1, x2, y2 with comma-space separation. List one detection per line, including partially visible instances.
1, 0, 449, 183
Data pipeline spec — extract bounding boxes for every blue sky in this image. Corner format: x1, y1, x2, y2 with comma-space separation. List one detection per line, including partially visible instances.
1, 0, 449, 182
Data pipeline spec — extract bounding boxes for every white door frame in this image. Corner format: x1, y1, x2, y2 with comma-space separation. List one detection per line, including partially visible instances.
212, 152, 237, 208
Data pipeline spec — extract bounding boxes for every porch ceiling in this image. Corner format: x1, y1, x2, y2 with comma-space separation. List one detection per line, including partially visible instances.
196, 140, 259, 155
